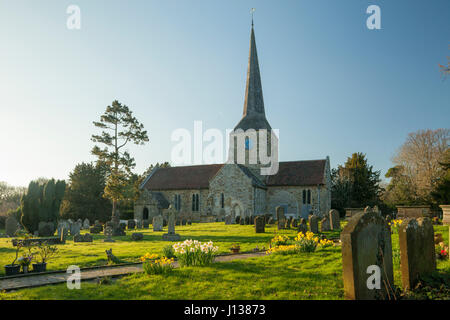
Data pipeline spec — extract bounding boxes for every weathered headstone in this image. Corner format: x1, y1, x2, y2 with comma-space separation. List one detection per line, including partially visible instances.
297, 218, 307, 234
127, 219, 136, 230
235, 216, 241, 224
276, 206, 286, 230
240, 217, 245, 225
255, 216, 265, 233
341, 210, 394, 300
320, 216, 331, 232
103, 222, 115, 242
5, 216, 19, 237
245, 216, 250, 225
398, 218, 436, 290
181, 219, 186, 226
250, 215, 255, 225
57, 220, 69, 239
225, 215, 232, 225
330, 209, 340, 230
136, 219, 143, 229
70, 221, 81, 236
292, 219, 298, 228
285, 218, 291, 229
143, 219, 149, 229
82, 218, 90, 230
162, 205, 181, 241
153, 215, 163, 232
309, 215, 319, 234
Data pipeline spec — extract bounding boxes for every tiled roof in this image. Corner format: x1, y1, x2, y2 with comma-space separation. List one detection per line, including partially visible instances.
142, 160, 326, 191
142, 164, 224, 190
266, 160, 327, 186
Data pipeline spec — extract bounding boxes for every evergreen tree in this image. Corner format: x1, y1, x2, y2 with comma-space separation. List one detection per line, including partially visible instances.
91, 100, 149, 224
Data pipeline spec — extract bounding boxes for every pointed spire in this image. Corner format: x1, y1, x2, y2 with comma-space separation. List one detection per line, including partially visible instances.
234, 23, 271, 131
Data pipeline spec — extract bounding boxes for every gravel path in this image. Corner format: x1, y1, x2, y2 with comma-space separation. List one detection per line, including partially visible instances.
0, 252, 265, 292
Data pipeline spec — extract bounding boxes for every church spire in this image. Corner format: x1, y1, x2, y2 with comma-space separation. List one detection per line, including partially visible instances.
234, 22, 271, 131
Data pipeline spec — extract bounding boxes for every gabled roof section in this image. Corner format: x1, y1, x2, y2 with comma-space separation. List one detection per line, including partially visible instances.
142, 164, 224, 190
266, 160, 327, 186
237, 164, 266, 189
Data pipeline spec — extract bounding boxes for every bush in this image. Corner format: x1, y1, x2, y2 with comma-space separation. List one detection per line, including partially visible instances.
173, 240, 218, 267
163, 245, 176, 259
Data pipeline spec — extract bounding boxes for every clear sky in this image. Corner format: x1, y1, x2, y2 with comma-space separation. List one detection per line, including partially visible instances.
0, 0, 449, 187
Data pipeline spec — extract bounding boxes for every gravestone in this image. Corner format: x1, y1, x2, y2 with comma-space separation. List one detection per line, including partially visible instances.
57, 220, 69, 239
131, 233, 144, 241
267, 217, 275, 225
309, 215, 319, 234
143, 219, 149, 229
398, 218, 436, 290
70, 221, 81, 236
187, 219, 192, 225
181, 219, 186, 226
297, 218, 307, 234
250, 215, 255, 225
225, 215, 232, 225
255, 216, 265, 233
82, 218, 90, 230
292, 219, 298, 228
175, 219, 181, 226
235, 216, 241, 224
240, 218, 245, 225
136, 219, 143, 229
330, 209, 341, 230
153, 216, 163, 232
163, 219, 167, 227
127, 219, 136, 230
276, 206, 286, 230
74, 233, 93, 243
245, 216, 250, 225
39, 221, 55, 237
162, 205, 181, 241
341, 210, 394, 300
320, 216, 331, 232
103, 222, 115, 242
5, 216, 19, 237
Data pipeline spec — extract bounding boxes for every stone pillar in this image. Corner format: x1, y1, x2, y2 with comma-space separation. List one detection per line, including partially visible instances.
341, 210, 394, 300
440, 205, 450, 225
398, 218, 436, 290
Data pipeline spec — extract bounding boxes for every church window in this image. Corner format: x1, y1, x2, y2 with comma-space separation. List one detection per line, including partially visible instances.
307, 190, 311, 204
174, 194, 181, 211
302, 190, 306, 204
192, 193, 199, 212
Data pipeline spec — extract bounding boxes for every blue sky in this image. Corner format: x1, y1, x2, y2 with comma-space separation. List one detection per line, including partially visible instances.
0, 0, 449, 187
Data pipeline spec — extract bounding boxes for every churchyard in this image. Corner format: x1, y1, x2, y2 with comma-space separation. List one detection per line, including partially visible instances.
0, 212, 448, 300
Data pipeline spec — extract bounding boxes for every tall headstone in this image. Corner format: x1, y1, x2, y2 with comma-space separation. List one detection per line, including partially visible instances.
127, 219, 136, 230
398, 218, 436, 290
330, 209, 340, 230
309, 215, 319, 234
285, 218, 291, 229
143, 219, 149, 229
153, 216, 163, 232
255, 216, 265, 233
82, 218, 90, 230
225, 215, 232, 225
70, 221, 81, 236
320, 216, 331, 232
5, 216, 19, 237
341, 210, 394, 300
39, 221, 56, 237
235, 216, 241, 224
276, 206, 286, 230
292, 219, 298, 228
103, 222, 115, 242
136, 219, 143, 229
162, 205, 181, 241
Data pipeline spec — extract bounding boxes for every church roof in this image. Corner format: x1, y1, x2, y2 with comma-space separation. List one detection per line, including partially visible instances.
234, 25, 271, 131
141, 160, 326, 191
266, 160, 327, 186
141, 164, 224, 190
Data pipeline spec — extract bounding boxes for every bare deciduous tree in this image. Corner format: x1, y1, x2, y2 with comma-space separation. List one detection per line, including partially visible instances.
392, 129, 449, 202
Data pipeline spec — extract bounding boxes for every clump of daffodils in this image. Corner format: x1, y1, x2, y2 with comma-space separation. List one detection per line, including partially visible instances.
271, 235, 289, 247
295, 231, 319, 253
142, 255, 174, 275
388, 219, 403, 234
266, 245, 300, 255
140, 253, 159, 262
319, 238, 334, 247
173, 239, 219, 267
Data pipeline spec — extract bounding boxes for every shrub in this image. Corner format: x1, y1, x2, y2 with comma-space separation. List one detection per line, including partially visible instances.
163, 245, 176, 259
173, 239, 218, 267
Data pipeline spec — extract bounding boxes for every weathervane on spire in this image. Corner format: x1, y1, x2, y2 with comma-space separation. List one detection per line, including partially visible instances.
251, 8, 256, 27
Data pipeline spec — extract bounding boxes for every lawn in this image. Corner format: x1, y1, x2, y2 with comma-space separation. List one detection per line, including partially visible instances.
0, 223, 448, 300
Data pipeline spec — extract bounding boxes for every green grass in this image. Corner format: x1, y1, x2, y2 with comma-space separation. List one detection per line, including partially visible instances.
0, 222, 448, 300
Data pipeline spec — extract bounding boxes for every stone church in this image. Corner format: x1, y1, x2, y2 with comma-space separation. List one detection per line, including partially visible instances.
134, 24, 331, 223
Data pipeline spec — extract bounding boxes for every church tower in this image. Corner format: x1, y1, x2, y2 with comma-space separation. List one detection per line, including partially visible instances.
228, 23, 275, 178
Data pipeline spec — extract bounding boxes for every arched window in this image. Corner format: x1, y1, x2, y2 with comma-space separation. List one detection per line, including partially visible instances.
192, 193, 199, 212
307, 190, 311, 204
302, 190, 306, 204
221, 193, 224, 208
